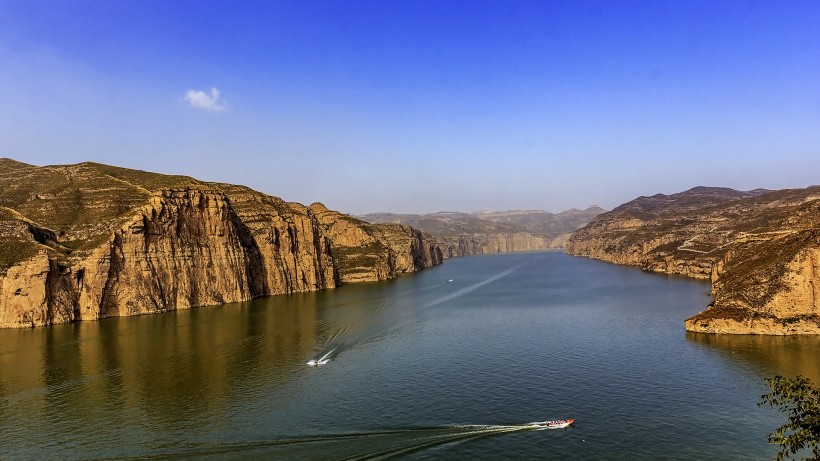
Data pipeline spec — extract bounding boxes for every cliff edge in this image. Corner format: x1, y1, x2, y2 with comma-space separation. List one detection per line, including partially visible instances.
0, 159, 442, 328
566, 186, 820, 335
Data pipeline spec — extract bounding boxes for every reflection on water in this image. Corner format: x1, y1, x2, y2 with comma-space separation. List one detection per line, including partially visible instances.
0, 252, 818, 460
686, 332, 820, 384
0, 283, 407, 459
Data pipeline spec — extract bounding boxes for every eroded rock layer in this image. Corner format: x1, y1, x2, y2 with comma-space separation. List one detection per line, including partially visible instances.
0, 159, 442, 328
567, 186, 820, 335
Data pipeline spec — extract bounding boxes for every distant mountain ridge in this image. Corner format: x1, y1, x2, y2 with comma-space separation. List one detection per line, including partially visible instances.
360, 206, 605, 257
0, 158, 442, 328
567, 185, 820, 335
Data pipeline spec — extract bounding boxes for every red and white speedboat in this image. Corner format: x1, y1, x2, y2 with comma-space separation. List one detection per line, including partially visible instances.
530, 419, 574, 429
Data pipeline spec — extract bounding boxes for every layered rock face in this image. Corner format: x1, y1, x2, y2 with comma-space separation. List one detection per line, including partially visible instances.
567, 186, 820, 334
0, 159, 442, 328
307, 204, 442, 283
361, 207, 604, 258
443, 232, 549, 258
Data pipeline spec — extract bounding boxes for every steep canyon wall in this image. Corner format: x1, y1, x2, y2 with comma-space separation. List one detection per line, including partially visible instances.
0, 160, 441, 328
567, 187, 820, 335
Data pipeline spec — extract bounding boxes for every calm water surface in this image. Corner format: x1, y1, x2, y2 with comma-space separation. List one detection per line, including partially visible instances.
1, 252, 818, 460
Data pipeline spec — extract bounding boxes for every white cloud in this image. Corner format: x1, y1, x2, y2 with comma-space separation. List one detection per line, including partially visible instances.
184, 87, 226, 111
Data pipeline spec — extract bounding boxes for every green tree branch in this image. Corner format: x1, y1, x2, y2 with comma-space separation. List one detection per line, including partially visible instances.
759, 376, 820, 460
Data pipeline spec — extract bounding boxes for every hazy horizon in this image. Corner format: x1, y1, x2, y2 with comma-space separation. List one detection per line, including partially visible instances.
2, 1, 818, 215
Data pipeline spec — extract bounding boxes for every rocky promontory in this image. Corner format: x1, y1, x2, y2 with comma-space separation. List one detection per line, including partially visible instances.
0, 159, 442, 328
567, 186, 820, 335
361, 207, 604, 257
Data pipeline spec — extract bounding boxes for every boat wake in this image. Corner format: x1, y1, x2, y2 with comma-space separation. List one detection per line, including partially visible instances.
306, 348, 335, 367
308, 266, 520, 367
423, 265, 519, 309
99, 421, 574, 460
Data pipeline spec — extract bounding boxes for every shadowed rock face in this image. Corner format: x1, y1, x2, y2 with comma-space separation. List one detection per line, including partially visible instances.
0, 159, 442, 328
567, 186, 820, 335
360, 207, 604, 257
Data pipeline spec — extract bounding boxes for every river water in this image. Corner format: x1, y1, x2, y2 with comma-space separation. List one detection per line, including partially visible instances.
1, 251, 818, 460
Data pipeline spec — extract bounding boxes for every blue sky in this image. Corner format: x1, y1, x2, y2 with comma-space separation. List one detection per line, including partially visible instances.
1, 1, 818, 214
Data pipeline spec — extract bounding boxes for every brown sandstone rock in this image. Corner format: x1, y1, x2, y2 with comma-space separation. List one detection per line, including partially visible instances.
567, 186, 820, 335
0, 159, 442, 328
360, 207, 604, 258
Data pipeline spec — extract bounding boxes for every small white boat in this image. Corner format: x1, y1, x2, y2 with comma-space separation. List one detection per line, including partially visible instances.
307, 348, 335, 367
446, 279, 454, 283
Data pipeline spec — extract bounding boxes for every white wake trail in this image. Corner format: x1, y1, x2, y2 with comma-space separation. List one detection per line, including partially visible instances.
309, 264, 520, 366
424, 265, 519, 309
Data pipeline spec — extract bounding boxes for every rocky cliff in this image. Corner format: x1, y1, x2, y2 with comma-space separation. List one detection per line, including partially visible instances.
567, 186, 820, 335
0, 159, 442, 328
361, 207, 604, 258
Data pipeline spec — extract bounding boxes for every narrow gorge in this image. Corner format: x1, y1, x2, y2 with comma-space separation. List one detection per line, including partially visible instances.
361, 207, 604, 258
